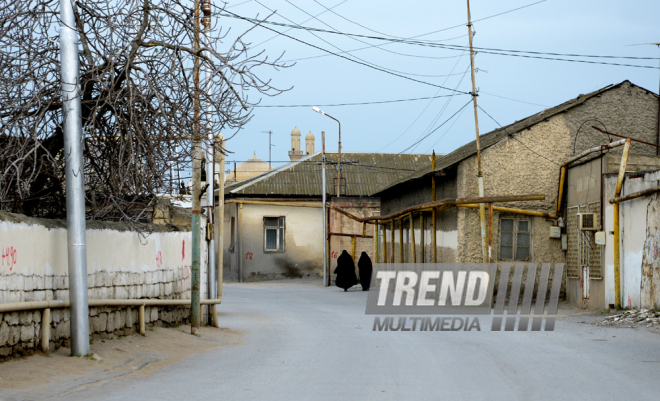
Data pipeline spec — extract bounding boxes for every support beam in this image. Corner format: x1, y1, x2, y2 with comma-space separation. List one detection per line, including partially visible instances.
410, 214, 416, 263
139, 305, 145, 336
614, 138, 632, 309
419, 213, 424, 263
374, 224, 379, 264
351, 236, 356, 261
488, 203, 493, 263
399, 220, 403, 263
381, 224, 386, 264
390, 220, 395, 263
432, 208, 437, 263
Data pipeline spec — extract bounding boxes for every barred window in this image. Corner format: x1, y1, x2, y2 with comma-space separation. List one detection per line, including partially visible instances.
264, 216, 285, 252
500, 218, 531, 261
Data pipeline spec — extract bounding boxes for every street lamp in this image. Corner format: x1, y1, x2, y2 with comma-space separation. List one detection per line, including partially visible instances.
313, 107, 342, 197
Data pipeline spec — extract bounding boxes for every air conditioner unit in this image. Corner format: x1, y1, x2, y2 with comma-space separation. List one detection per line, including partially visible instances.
577, 213, 598, 230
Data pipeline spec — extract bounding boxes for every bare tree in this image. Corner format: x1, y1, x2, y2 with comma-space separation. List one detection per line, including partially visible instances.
0, 0, 288, 224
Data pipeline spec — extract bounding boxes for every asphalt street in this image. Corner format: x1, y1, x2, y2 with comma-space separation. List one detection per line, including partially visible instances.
16, 279, 660, 400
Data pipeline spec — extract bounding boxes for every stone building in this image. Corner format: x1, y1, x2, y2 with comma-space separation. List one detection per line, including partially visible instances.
371, 81, 659, 307
288, 127, 315, 161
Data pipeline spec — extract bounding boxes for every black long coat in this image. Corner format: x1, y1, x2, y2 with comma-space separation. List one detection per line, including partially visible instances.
334, 250, 358, 291
357, 252, 373, 291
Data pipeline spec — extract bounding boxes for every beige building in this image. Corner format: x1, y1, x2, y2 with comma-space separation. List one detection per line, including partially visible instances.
221, 152, 429, 283
372, 81, 659, 307
288, 127, 315, 161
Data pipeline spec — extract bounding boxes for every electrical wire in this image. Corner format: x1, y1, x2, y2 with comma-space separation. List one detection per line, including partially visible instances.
252, 93, 462, 108
222, 9, 470, 93
480, 91, 549, 107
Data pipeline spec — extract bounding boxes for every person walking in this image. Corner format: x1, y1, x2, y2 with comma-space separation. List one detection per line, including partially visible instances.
334, 250, 358, 291
357, 252, 373, 291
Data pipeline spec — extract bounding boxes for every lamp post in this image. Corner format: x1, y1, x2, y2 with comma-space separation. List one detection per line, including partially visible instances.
313, 107, 341, 197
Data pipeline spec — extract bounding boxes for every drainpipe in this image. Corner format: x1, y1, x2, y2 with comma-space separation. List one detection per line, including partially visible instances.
60, 0, 89, 356
613, 138, 631, 309
432, 152, 437, 263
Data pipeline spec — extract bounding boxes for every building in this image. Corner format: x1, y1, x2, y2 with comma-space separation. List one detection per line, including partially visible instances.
221, 152, 430, 282
370, 81, 659, 306
226, 152, 271, 184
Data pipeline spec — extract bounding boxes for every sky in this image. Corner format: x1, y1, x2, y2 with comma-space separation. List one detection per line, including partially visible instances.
215, 0, 660, 172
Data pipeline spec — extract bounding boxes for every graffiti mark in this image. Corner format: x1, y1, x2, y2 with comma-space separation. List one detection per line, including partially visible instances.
2, 246, 17, 271
156, 251, 163, 268
182, 240, 186, 261
245, 252, 253, 260
331, 251, 338, 259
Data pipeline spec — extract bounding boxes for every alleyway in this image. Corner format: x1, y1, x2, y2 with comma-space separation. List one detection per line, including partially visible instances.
4, 279, 660, 400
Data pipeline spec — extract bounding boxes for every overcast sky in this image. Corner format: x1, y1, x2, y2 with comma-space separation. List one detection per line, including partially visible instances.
216, 0, 659, 171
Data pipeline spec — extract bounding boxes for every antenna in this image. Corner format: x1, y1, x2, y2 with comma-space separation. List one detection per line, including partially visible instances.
262, 130, 274, 168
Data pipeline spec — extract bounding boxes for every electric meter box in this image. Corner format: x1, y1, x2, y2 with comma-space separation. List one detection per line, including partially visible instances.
549, 226, 561, 238
595, 231, 606, 245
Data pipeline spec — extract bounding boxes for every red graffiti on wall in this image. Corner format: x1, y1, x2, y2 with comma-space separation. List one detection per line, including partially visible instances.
2, 246, 17, 271
331, 251, 338, 259
182, 240, 186, 261
156, 251, 163, 268
245, 252, 253, 260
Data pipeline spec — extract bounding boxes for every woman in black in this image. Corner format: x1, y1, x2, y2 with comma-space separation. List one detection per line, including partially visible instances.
357, 252, 373, 291
334, 250, 358, 291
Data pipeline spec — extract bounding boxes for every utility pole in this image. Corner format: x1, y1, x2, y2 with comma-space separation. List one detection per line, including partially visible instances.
321, 131, 328, 286
262, 130, 274, 168
201, 0, 215, 326
467, 0, 488, 263
190, 0, 202, 335
313, 107, 341, 197
215, 134, 225, 310
60, 0, 89, 356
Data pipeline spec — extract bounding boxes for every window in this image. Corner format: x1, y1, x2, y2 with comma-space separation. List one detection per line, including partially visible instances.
264, 216, 285, 252
500, 218, 531, 261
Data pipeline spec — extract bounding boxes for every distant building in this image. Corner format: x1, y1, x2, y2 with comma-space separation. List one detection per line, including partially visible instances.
288, 127, 315, 161
226, 152, 271, 184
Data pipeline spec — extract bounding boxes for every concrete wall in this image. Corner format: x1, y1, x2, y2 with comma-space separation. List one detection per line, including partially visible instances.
223, 201, 324, 282
0, 211, 208, 358
602, 170, 660, 310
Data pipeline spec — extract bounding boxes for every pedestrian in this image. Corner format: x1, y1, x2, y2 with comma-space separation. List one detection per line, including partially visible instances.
334, 250, 358, 291
357, 252, 373, 291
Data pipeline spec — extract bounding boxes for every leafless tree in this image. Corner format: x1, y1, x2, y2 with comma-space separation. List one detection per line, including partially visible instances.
0, 0, 288, 225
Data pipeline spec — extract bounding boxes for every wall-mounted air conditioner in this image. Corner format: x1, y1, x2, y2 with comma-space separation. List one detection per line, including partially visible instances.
577, 213, 598, 230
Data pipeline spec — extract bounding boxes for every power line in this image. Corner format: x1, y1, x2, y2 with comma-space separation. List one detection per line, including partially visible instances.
252, 93, 463, 108
481, 91, 549, 107
219, 11, 660, 69
222, 9, 470, 93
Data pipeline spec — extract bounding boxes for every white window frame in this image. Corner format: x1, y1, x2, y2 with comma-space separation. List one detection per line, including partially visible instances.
263, 216, 285, 252
499, 217, 532, 261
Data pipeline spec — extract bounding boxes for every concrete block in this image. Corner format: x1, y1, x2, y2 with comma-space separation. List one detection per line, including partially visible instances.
62, 309, 70, 322
0, 346, 10, 357
95, 287, 108, 300
45, 290, 53, 301
0, 276, 7, 291
32, 311, 41, 324
51, 309, 61, 323
54, 320, 70, 340
54, 290, 69, 301
98, 313, 107, 332
33, 275, 45, 290
7, 325, 20, 345
0, 321, 9, 343
33, 291, 46, 302
106, 286, 115, 299
127, 285, 136, 299
89, 307, 98, 317
115, 286, 128, 299
150, 307, 158, 321
44, 276, 53, 290
107, 312, 115, 332
7, 275, 24, 291
24, 275, 34, 291
136, 285, 143, 299
116, 310, 124, 329
64, 276, 69, 289
87, 274, 96, 288
20, 324, 34, 342
137, 273, 144, 285
164, 283, 173, 296
0, 291, 7, 303
19, 312, 33, 326
22, 292, 33, 302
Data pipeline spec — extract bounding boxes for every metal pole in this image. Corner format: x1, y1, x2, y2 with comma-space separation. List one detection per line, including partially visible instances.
215, 134, 225, 301
322, 131, 328, 286
466, 0, 488, 263
60, 0, 89, 356
190, 0, 202, 335
432, 151, 437, 263
202, 1, 215, 323
337, 120, 342, 197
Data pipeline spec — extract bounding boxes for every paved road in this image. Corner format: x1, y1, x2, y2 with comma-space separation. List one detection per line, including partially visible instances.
24, 279, 660, 400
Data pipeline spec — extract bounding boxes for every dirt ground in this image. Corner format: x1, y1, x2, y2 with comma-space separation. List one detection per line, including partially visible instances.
0, 323, 242, 397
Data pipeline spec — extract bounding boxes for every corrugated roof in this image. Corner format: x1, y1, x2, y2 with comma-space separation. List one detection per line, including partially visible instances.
224, 152, 431, 197
373, 80, 657, 195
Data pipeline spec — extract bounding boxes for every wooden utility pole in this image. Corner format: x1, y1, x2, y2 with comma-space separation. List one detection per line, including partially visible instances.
190, 0, 202, 335
467, 0, 488, 263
